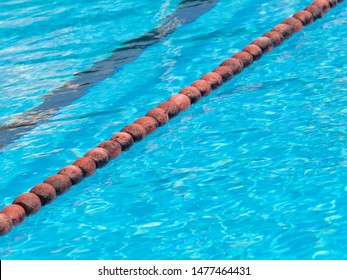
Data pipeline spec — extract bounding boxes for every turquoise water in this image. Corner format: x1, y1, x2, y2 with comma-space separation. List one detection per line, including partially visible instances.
0, 0, 347, 259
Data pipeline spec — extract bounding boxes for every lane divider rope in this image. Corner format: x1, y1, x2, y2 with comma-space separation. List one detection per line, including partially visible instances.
0, 0, 343, 236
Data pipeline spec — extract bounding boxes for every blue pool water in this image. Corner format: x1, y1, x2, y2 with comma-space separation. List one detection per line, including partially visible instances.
0, 0, 347, 259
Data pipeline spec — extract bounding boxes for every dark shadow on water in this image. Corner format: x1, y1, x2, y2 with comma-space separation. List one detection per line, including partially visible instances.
0, 0, 219, 151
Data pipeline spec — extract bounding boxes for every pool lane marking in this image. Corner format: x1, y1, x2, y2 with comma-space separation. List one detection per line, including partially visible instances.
0, 0, 343, 236
0, 0, 219, 151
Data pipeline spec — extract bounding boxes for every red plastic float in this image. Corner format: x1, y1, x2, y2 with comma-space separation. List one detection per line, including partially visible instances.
312, 0, 331, 13
134, 116, 158, 134
201, 72, 223, 90
110, 132, 134, 151
232, 52, 254, 67
1, 205, 26, 226
242, 44, 262, 61
305, 5, 325, 19
85, 147, 110, 168
58, 165, 84, 185
219, 58, 244, 74
251, 37, 273, 54
179, 86, 202, 103
191, 80, 212, 97
157, 101, 180, 119
13, 193, 41, 216
168, 94, 191, 111
98, 140, 122, 159
0, 214, 13, 236
73, 157, 97, 177
262, 31, 284, 47
146, 108, 169, 126
272, 23, 293, 39
30, 183, 56, 206
44, 174, 72, 196
293, 10, 315, 25
282, 18, 303, 33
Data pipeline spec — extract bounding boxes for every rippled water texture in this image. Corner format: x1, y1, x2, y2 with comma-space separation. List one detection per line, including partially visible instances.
0, 0, 346, 259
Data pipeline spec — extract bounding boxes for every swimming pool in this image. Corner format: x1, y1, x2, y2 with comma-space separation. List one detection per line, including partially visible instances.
0, 0, 346, 259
